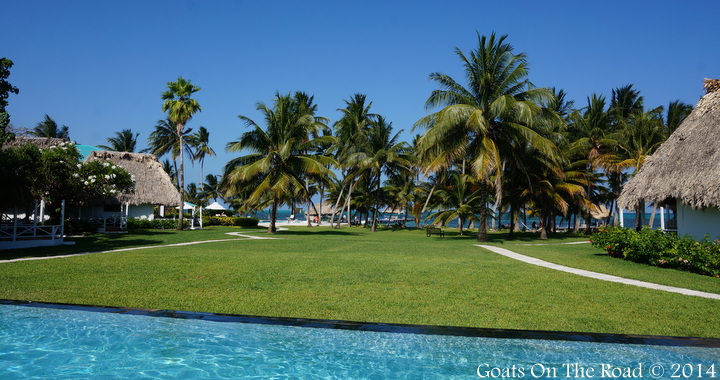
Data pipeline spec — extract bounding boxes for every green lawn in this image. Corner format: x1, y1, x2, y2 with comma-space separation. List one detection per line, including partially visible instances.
1, 226, 719, 338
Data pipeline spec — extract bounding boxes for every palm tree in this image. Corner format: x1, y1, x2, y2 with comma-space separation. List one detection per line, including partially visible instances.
98, 129, 139, 152
224, 92, 335, 233
147, 119, 194, 188
31, 114, 69, 139
330, 94, 378, 228
665, 100, 692, 136
347, 116, 411, 231
161, 158, 177, 187
201, 174, 223, 203
162, 77, 201, 230
426, 172, 482, 235
615, 109, 665, 230
191, 126, 215, 195
415, 32, 558, 241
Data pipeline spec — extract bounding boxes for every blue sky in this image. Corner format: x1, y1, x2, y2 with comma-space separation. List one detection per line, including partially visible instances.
5, 1, 719, 187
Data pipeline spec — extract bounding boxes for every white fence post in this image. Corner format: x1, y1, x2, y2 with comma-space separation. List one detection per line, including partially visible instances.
660, 206, 665, 231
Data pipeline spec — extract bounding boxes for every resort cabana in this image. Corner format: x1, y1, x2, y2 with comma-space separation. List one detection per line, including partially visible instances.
79, 151, 180, 225
618, 79, 720, 240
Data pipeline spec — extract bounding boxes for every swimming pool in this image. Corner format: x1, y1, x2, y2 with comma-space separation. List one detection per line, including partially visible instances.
1, 303, 718, 378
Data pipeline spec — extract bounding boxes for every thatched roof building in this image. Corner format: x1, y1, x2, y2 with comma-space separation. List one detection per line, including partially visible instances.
84, 151, 180, 206
618, 79, 720, 210
307, 201, 338, 216
2, 136, 70, 149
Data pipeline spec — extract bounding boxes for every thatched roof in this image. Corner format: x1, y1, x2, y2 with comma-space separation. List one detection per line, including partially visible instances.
2, 136, 70, 149
84, 151, 180, 206
307, 201, 338, 216
618, 79, 720, 209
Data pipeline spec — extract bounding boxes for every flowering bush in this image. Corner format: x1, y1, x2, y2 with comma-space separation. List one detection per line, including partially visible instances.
204, 216, 259, 227
591, 227, 720, 277
1, 141, 135, 210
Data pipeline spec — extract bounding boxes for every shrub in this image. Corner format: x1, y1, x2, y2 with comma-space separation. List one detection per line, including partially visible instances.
126, 218, 188, 230
591, 227, 720, 277
204, 216, 258, 227
64, 219, 97, 235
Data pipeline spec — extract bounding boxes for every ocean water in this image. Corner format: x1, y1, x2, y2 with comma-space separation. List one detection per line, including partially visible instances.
1, 304, 717, 378
253, 208, 670, 230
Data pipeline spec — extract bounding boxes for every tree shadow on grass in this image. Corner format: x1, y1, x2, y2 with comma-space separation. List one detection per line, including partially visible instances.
0, 231, 175, 261
275, 230, 361, 236
436, 230, 589, 244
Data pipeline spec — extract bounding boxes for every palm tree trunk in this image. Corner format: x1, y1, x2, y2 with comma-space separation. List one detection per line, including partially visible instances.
585, 211, 592, 234
420, 183, 436, 228
490, 203, 498, 231
269, 197, 278, 233
319, 184, 324, 225
306, 179, 312, 227
477, 186, 488, 242
346, 181, 353, 227
177, 128, 185, 231
371, 174, 380, 232
647, 203, 657, 229
458, 215, 464, 235
331, 184, 345, 229
539, 213, 548, 240
508, 204, 515, 240
635, 199, 644, 231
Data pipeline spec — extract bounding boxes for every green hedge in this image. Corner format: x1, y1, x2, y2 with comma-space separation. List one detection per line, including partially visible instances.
126, 218, 188, 230
591, 227, 720, 277
204, 216, 259, 227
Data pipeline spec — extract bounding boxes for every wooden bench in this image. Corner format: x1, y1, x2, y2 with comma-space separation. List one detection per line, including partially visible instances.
426, 227, 444, 237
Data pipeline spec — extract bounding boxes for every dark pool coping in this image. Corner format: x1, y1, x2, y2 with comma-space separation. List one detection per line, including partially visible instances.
2, 299, 719, 348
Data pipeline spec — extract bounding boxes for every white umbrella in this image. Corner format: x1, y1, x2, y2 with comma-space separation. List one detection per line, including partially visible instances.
205, 201, 226, 211
176, 201, 196, 210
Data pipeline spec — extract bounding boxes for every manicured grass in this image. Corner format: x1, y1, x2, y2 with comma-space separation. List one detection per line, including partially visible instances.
490, 239, 720, 294
1, 227, 718, 338
0, 227, 262, 260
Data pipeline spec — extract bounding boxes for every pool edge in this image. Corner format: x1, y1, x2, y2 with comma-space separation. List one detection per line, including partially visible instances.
2, 299, 719, 348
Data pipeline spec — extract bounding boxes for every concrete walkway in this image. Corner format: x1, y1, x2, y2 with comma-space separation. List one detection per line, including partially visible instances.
476, 244, 720, 300
0, 232, 276, 264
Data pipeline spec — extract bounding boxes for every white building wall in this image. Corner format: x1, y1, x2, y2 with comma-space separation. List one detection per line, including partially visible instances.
127, 204, 154, 220
677, 202, 720, 240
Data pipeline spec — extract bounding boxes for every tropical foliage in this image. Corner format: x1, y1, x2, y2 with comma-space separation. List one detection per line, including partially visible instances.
98, 129, 139, 152
0, 141, 134, 214
161, 77, 202, 230
223, 92, 335, 233
30, 115, 70, 139
4, 33, 696, 243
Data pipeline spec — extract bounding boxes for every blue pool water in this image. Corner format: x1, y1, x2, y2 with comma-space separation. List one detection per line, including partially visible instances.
1, 304, 718, 378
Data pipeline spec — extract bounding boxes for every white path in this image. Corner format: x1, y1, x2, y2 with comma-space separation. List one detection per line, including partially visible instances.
519, 241, 590, 246
0, 232, 277, 264
476, 244, 720, 300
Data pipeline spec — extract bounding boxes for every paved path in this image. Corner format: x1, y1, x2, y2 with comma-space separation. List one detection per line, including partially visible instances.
519, 241, 590, 246
476, 244, 720, 300
0, 233, 276, 264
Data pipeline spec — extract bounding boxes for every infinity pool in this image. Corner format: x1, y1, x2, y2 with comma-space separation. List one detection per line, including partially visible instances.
1, 303, 718, 378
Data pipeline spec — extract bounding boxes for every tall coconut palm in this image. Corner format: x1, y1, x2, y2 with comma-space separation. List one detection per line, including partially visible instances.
161, 77, 201, 230
415, 32, 557, 241
98, 129, 139, 152
31, 114, 69, 139
224, 92, 335, 233
330, 94, 378, 228
615, 109, 665, 230
347, 116, 411, 231
191, 126, 215, 195
147, 119, 194, 187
